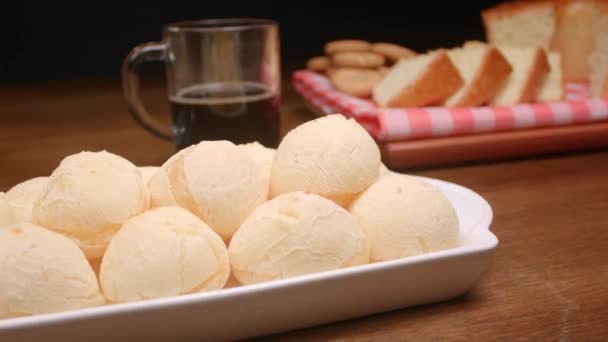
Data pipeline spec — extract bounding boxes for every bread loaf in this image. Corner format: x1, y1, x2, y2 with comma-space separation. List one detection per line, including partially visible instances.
372, 50, 464, 108
551, 0, 595, 82
590, 1, 608, 98
482, 0, 608, 88
481, 1, 556, 50
444, 42, 512, 107
537, 51, 564, 102
485, 44, 550, 105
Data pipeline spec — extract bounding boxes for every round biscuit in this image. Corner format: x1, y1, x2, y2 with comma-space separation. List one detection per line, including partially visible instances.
306, 56, 330, 72
324, 39, 371, 55
371, 42, 417, 62
330, 68, 383, 97
327, 66, 338, 77
332, 52, 386, 68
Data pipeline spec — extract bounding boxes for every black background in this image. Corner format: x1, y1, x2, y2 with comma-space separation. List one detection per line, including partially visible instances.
4, 1, 504, 82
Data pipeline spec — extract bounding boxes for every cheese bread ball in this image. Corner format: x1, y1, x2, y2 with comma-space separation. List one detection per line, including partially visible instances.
149, 141, 267, 239
229, 191, 369, 285
270, 114, 381, 207
0, 192, 15, 226
5, 177, 48, 222
0, 223, 105, 318
148, 146, 196, 208
33, 151, 149, 259
138, 166, 160, 185
99, 206, 229, 303
238, 141, 276, 198
349, 174, 459, 261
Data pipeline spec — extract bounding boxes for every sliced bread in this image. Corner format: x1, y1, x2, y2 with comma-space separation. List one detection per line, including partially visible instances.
372, 50, 464, 108
590, 1, 608, 98
551, 0, 595, 82
444, 42, 512, 107
483, 44, 550, 106
481, 1, 556, 50
536, 51, 564, 102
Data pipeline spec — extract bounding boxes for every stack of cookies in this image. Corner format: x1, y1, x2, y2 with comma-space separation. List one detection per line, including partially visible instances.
306, 39, 417, 97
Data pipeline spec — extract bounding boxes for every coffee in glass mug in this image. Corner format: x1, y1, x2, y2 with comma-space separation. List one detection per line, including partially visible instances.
170, 81, 279, 149
122, 18, 281, 149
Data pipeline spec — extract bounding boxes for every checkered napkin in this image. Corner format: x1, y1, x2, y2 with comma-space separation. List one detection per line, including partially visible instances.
292, 70, 608, 142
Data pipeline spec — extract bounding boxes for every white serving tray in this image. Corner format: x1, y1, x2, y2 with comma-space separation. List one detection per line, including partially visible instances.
0, 175, 498, 342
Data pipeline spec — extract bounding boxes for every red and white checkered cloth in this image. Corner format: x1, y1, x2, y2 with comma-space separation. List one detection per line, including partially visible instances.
292, 70, 608, 142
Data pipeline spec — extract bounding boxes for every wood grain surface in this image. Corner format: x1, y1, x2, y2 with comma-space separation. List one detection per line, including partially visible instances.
1, 76, 607, 341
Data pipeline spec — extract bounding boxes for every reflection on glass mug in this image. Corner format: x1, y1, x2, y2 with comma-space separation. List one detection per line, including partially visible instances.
122, 18, 281, 149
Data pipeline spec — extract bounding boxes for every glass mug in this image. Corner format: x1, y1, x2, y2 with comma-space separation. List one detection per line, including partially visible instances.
122, 18, 281, 150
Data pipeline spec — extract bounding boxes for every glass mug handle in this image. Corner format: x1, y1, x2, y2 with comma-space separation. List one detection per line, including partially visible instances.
121, 42, 174, 140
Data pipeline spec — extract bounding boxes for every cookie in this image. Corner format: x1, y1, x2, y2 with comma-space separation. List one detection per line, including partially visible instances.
332, 52, 386, 68
306, 56, 330, 72
330, 68, 384, 97
371, 42, 417, 62
327, 66, 338, 77
324, 39, 371, 55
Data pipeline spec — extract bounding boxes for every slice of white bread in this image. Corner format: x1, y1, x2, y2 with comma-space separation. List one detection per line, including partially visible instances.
372, 50, 464, 108
590, 1, 608, 98
470, 42, 550, 106
536, 51, 564, 102
444, 42, 513, 107
551, 0, 595, 82
481, 1, 556, 50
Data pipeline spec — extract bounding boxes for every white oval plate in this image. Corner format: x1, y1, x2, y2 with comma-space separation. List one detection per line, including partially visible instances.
0, 175, 498, 342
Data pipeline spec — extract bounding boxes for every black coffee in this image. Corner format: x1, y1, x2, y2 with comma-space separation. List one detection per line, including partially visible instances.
170, 82, 280, 150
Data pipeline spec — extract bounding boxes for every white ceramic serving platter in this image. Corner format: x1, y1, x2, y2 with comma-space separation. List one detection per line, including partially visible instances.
0, 174, 498, 342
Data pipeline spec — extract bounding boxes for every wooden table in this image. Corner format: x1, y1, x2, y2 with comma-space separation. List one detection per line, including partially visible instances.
1, 76, 607, 341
